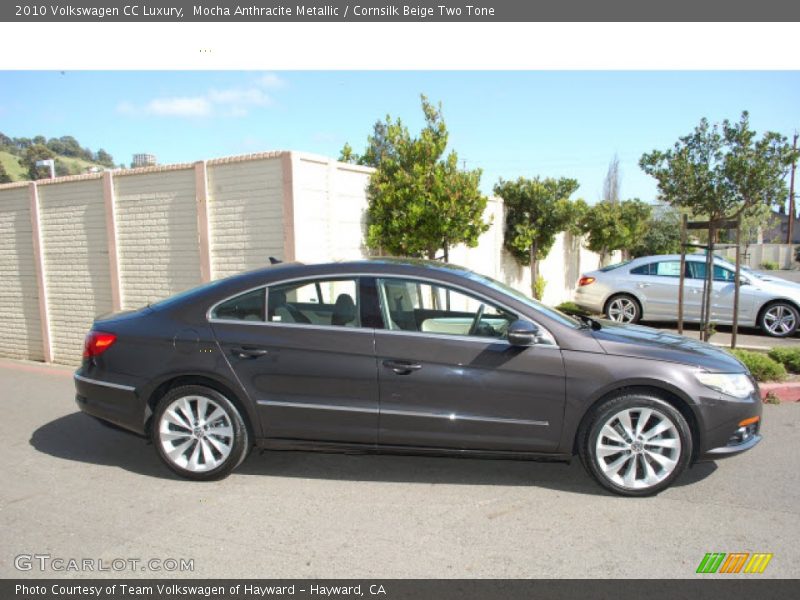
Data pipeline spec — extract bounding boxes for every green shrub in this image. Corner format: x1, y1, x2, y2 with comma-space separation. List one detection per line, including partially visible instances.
760, 260, 779, 270
730, 349, 787, 382
768, 347, 800, 373
555, 301, 591, 317
533, 275, 546, 301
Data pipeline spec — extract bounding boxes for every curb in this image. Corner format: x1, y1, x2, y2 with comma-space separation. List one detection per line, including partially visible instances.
760, 381, 800, 404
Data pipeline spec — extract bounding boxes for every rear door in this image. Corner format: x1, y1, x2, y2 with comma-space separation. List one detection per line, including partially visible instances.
210, 277, 379, 444
373, 277, 566, 452
631, 260, 703, 320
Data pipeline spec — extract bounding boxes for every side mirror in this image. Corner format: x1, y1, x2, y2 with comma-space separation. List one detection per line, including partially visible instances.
507, 319, 539, 347
739, 277, 751, 286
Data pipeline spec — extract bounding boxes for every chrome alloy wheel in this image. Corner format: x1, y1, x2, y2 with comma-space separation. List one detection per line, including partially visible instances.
158, 395, 234, 473
607, 296, 638, 323
595, 407, 681, 490
763, 304, 797, 336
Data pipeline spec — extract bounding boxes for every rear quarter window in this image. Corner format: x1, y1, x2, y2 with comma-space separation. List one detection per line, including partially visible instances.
211, 288, 266, 322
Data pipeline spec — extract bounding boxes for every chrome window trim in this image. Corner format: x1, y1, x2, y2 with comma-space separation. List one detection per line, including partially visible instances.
255, 400, 548, 427
74, 373, 136, 392
206, 270, 557, 345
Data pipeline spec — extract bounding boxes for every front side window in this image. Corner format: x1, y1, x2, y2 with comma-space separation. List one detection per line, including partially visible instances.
211, 288, 266, 322
267, 278, 360, 328
377, 278, 515, 339
687, 262, 735, 282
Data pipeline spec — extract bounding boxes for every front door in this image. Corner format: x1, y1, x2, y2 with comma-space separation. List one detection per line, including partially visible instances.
210, 277, 378, 444
373, 277, 566, 452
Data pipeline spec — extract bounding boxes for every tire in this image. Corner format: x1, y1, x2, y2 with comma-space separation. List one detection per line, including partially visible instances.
759, 301, 799, 338
152, 385, 251, 481
604, 294, 641, 324
578, 393, 692, 497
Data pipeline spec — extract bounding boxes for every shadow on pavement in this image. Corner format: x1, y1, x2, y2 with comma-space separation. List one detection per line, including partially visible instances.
31, 412, 717, 496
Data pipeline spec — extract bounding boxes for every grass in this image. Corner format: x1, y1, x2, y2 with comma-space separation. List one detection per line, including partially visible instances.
0, 150, 106, 183
0, 151, 26, 181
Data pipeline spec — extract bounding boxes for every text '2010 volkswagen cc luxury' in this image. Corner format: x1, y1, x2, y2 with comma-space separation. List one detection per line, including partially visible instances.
74, 259, 762, 496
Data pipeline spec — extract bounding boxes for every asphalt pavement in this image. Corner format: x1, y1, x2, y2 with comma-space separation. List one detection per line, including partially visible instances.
0, 358, 798, 579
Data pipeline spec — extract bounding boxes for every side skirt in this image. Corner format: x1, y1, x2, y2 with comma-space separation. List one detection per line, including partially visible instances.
255, 438, 572, 463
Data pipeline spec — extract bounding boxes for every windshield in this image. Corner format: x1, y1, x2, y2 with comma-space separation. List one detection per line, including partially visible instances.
466, 271, 582, 329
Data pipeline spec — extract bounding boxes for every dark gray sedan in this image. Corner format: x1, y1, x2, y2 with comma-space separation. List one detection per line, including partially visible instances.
74, 259, 762, 496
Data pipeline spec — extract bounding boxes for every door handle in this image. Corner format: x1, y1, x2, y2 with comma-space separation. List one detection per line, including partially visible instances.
383, 360, 422, 375
637, 283, 650, 288
231, 346, 269, 359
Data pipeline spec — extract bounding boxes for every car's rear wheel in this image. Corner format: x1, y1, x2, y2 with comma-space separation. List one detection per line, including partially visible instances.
604, 294, 641, 324
759, 301, 799, 338
579, 393, 692, 496
152, 385, 250, 480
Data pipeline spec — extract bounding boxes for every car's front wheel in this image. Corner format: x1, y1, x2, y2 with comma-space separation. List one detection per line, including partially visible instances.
152, 385, 250, 480
579, 393, 692, 496
604, 294, 641, 324
759, 301, 799, 338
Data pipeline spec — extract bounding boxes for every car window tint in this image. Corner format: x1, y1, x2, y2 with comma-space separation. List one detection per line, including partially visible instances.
688, 262, 736, 282
655, 261, 681, 277
211, 288, 266, 322
377, 278, 515, 339
630, 263, 654, 275
268, 278, 360, 328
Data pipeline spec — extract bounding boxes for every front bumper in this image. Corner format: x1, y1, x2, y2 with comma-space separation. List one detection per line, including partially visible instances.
695, 390, 763, 461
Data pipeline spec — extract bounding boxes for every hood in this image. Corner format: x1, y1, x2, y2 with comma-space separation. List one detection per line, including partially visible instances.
749, 275, 800, 295
591, 321, 745, 373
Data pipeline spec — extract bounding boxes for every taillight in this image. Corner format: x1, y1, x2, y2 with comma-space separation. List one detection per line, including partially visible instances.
578, 276, 596, 286
83, 331, 117, 358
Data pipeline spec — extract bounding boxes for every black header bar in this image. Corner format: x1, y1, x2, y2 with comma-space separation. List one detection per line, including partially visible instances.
4, 0, 800, 22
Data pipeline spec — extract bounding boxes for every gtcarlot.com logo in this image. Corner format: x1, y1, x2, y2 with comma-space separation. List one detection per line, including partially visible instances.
14, 553, 194, 573
696, 552, 773, 574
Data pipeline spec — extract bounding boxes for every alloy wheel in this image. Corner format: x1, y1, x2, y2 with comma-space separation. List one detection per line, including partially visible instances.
763, 304, 797, 336
594, 407, 681, 491
158, 395, 235, 473
607, 296, 638, 323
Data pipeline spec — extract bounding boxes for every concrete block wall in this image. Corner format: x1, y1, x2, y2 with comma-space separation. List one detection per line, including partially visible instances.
114, 166, 201, 309
0, 148, 619, 365
38, 176, 112, 363
206, 153, 286, 279
0, 184, 44, 361
292, 153, 373, 264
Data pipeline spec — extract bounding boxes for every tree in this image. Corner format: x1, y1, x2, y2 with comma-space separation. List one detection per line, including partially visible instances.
494, 177, 581, 299
21, 144, 55, 180
640, 111, 798, 340
345, 95, 491, 261
603, 154, 621, 205
95, 149, 115, 167
640, 112, 796, 224
629, 207, 682, 258
0, 161, 11, 184
581, 198, 652, 263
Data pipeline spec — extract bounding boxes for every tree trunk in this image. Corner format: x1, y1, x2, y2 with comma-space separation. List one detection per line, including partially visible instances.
530, 243, 539, 299
701, 224, 716, 342
443, 243, 449, 263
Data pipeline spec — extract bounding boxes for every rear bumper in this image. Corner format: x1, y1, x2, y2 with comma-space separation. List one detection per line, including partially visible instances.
74, 370, 147, 435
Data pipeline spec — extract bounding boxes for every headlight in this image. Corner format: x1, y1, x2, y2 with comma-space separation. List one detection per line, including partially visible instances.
695, 372, 755, 399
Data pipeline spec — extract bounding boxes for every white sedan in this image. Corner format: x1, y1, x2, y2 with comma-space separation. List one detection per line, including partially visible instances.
574, 254, 800, 337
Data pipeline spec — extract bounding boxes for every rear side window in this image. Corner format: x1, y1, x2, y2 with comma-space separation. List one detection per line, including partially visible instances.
211, 288, 266, 322
630, 263, 654, 275
267, 278, 361, 328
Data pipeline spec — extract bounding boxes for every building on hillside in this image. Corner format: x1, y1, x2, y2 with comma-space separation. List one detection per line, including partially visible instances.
131, 153, 157, 168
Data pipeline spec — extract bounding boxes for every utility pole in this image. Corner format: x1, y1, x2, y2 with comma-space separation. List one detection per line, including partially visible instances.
788, 132, 797, 244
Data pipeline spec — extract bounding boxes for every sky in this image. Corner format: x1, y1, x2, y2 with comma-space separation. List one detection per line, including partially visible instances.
0, 71, 798, 202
